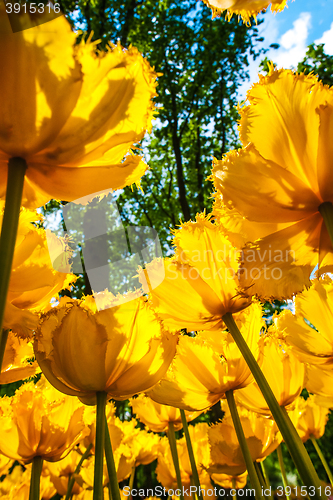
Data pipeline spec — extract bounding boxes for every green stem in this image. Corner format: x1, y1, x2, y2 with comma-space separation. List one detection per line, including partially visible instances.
168, 421, 184, 500
254, 461, 266, 489
310, 435, 333, 487
0, 158, 26, 369
65, 443, 93, 500
108, 483, 113, 500
129, 465, 136, 491
261, 460, 271, 489
29, 456, 43, 500
277, 445, 290, 500
180, 409, 203, 500
226, 390, 263, 500
105, 416, 121, 500
319, 202, 333, 247
231, 477, 238, 499
222, 312, 325, 500
94, 392, 107, 500
0, 329, 9, 375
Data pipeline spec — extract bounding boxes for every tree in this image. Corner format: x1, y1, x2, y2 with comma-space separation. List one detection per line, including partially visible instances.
54, 0, 264, 251
297, 43, 333, 87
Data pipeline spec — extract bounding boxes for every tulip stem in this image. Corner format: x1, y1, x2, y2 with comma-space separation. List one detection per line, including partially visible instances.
0, 157, 26, 369
254, 461, 266, 488
319, 202, 333, 249
180, 409, 203, 500
222, 312, 326, 500
277, 445, 290, 500
310, 435, 333, 487
225, 390, 263, 500
104, 416, 121, 500
65, 443, 93, 500
94, 392, 107, 500
168, 421, 184, 500
29, 456, 43, 500
129, 465, 136, 491
261, 460, 271, 489
0, 329, 9, 375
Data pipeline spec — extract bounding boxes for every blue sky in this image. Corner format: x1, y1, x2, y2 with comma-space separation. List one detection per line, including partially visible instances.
238, 0, 333, 97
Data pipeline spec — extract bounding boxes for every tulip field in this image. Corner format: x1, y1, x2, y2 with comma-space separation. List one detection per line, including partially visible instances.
0, 0, 333, 499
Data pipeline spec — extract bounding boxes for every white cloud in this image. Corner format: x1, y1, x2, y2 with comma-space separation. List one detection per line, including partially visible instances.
274, 12, 311, 68
315, 21, 333, 55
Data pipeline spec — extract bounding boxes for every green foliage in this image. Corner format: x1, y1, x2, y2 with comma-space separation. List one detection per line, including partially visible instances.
297, 43, 333, 87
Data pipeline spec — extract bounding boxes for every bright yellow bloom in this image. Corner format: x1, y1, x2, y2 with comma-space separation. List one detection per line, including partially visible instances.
34, 292, 178, 405
4, 208, 75, 337
157, 424, 214, 498
0, 465, 56, 500
140, 214, 251, 332
0, 5, 157, 208
211, 471, 248, 489
147, 303, 264, 411
208, 403, 282, 475
130, 394, 202, 433
213, 69, 333, 300
0, 378, 89, 464
288, 395, 329, 442
305, 364, 333, 400
0, 332, 39, 384
235, 334, 305, 416
121, 423, 161, 466
276, 277, 333, 365
45, 449, 85, 496
202, 0, 287, 23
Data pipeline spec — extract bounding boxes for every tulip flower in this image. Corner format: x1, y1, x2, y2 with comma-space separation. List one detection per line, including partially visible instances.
289, 396, 329, 443
277, 277, 333, 365
0, 5, 157, 209
0, 378, 89, 464
0, 465, 56, 500
3, 208, 75, 338
235, 334, 306, 416
34, 291, 178, 405
202, 0, 287, 23
208, 404, 282, 476
305, 364, 333, 400
213, 68, 333, 301
131, 394, 202, 433
147, 303, 264, 411
156, 424, 214, 498
0, 331, 39, 384
45, 450, 86, 497
211, 471, 248, 489
139, 213, 251, 332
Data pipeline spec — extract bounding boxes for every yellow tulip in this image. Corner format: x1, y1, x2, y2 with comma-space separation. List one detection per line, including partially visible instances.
0, 4, 157, 208
235, 333, 305, 416
211, 471, 248, 489
147, 303, 264, 411
305, 364, 333, 400
288, 395, 329, 442
45, 449, 85, 496
121, 424, 161, 466
213, 68, 333, 300
208, 403, 282, 475
3, 208, 75, 337
0, 331, 39, 384
0, 464, 56, 500
276, 277, 333, 365
202, 0, 287, 22
157, 424, 214, 497
34, 292, 178, 405
131, 394, 202, 433
0, 378, 89, 464
140, 214, 251, 333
